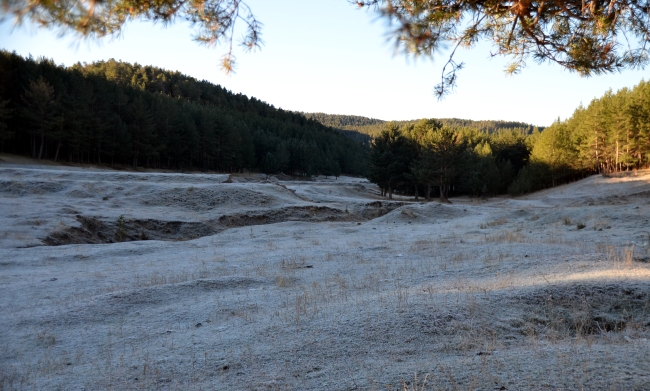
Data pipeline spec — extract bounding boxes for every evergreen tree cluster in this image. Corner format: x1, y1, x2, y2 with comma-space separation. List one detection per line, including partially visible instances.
509, 80, 650, 194
0, 51, 368, 176
303, 112, 541, 139
368, 119, 532, 200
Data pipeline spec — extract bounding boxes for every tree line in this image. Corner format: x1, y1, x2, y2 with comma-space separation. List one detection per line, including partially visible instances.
509, 80, 650, 194
368, 80, 650, 200
303, 112, 541, 138
0, 51, 368, 176
368, 119, 533, 200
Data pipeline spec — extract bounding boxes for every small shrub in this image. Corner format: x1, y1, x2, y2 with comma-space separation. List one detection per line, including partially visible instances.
576, 223, 586, 230
116, 215, 127, 241
562, 217, 571, 225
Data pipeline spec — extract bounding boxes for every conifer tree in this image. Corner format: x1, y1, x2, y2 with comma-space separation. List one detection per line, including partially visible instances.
21, 76, 60, 159
0, 100, 13, 149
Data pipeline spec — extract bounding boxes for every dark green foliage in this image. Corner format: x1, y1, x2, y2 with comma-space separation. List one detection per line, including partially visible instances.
416, 126, 467, 201
304, 112, 541, 139
510, 80, 650, 195
303, 113, 385, 129
507, 162, 551, 195
368, 118, 534, 199
0, 99, 14, 146
115, 215, 126, 242
368, 123, 420, 199
20, 76, 61, 159
367, 79, 649, 198
0, 51, 368, 176
260, 152, 279, 177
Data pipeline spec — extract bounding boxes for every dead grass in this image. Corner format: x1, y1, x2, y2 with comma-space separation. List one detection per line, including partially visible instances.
484, 230, 526, 243
3, 165, 650, 390
479, 217, 507, 229
410, 239, 431, 252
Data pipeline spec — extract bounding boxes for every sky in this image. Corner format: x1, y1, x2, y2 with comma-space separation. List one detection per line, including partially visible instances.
1, 0, 647, 127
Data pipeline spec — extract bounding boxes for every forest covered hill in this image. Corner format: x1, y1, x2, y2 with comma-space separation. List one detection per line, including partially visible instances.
2, 49, 647, 196
362, 80, 650, 199
302, 112, 542, 139
0, 51, 368, 176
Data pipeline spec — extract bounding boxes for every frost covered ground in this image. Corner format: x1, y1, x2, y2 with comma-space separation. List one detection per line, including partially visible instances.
1, 155, 650, 390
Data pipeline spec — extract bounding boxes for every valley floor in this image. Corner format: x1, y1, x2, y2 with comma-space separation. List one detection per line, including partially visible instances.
1, 158, 649, 390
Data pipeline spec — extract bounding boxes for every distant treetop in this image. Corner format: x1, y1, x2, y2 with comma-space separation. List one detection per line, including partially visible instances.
302, 112, 542, 137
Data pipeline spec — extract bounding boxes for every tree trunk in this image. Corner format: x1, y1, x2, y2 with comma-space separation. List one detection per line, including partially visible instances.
615, 140, 619, 171
37, 131, 45, 160
414, 185, 419, 201
439, 185, 450, 203
54, 141, 62, 162
426, 185, 431, 201
388, 184, 393, 200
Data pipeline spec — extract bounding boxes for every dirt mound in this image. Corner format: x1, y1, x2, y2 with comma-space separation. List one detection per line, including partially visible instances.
42, 202, 404, 246
516, 282, 650, 336
140, 184, 303, 212
0, 180, 67, 196
217, 206, 349, 227
397, 282, 650, 351
569, 190, 650, 206
523, 171, 650, 202
373, 202, 469, 224
217, 203, 403, 228
43, 215, 219, 245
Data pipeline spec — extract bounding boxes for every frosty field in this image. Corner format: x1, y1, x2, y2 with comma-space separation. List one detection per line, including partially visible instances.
1, 157, 650, 390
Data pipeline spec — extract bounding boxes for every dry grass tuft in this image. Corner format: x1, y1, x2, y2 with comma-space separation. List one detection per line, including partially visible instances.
400, 373, 430, 391
275, 275, 293, 288
484, 230, 525, 243
36, 330, 56, 348
410, 239, 431, 252
479, 218, 507, 229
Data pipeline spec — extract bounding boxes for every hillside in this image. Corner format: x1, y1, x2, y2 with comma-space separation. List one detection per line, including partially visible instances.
0, 52, 368, 176
302, 112, 543, 138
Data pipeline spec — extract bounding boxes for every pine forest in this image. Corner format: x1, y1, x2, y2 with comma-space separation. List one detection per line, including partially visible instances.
1, 51, 649, 198
0, 51, 368, 177
359, 80, 650, 199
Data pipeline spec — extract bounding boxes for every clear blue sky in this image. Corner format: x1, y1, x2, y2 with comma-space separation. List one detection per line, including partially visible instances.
1, 0, 647, 126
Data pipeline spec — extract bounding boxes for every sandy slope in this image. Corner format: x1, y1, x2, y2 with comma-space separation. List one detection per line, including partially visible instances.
1, 161, 649, 390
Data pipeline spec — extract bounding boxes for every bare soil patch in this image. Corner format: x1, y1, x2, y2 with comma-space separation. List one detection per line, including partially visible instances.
41, 203, 404, 245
